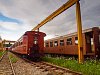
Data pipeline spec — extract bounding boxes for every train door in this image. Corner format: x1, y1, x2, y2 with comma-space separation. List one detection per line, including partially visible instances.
34, 34, 38, 45
30, 33, 39, 55
23, 35, 28, 54
85, 32, 94, 54
34, 33, 39, 53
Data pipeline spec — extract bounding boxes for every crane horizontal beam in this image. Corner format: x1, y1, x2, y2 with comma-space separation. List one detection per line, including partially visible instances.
32, 0, 79, 31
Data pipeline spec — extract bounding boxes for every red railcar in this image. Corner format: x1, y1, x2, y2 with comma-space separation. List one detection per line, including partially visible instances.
10, 31, 46, 59
44, 27, 100, 58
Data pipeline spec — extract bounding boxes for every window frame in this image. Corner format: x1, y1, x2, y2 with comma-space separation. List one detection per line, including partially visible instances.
75, 37, 78, 45
54, 40, 58, 47
66, 38, 72, 45
60, 39, 64, 46
50, 41, 53, 47
45, 42, 49, 47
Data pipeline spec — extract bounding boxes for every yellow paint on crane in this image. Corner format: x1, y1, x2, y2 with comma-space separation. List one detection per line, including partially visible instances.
76, 1, 84, 63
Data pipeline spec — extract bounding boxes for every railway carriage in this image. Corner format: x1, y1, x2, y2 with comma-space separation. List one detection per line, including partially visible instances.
10, 31, 46, 59
44, 27, 100, 58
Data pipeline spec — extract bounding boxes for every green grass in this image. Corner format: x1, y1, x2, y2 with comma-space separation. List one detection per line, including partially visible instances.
9, 54, 18, 63
42, 57, 100, 75
0, 51, 18, 63
0, 51, 3, 57
0, 51, 6, 57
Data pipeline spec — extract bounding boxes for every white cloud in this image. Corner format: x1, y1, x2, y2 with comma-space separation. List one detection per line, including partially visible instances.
0, 0, 68, 25
0, 0, 100, 40
0, 21, 21, 30
0, 21, 33, 40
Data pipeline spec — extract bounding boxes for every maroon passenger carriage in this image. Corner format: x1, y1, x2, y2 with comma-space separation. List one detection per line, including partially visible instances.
44, 27, 100, 58
10, 31, 46, 60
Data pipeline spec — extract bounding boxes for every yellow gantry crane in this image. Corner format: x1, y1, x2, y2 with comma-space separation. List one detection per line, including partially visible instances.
32, 0, 84, 63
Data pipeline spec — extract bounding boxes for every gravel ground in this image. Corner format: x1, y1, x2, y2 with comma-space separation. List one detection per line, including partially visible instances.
0, 52, 13, 75
10, 53, 55, 75
13, 58, 51, 75
10, 52, 74, 75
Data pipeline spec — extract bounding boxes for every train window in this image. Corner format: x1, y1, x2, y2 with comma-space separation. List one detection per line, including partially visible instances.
60, 40, 64, 46
75, 37, 78, 45
50, 41, 53, 47
20, 42, 22, 45
86, 36, 91, 44
67, 38, 72, 45
34, 40, 38, 44
19, 38, 23, 45
34, 37, 38, 44
54, 41, 58, 46
45, 42, 49, 47
91, 38, 93, 45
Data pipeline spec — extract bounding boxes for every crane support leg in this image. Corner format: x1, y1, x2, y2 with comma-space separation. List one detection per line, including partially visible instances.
76, 1, 84, 63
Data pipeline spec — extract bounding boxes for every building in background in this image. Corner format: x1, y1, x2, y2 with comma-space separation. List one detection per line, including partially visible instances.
2, 40, 16, 50
0, 36, 3, 51
0, 35, 16, 51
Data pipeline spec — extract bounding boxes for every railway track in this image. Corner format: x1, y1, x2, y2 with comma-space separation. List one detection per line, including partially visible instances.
23, 58, 82, 75
0, 51, 16, 75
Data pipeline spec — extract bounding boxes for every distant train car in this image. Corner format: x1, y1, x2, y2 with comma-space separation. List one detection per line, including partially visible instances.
44, 27, 100, 58
10, 31, 46, 59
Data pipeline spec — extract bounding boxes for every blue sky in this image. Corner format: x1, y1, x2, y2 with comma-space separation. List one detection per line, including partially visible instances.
0, 0, 100, 41
0, 13, 21, 24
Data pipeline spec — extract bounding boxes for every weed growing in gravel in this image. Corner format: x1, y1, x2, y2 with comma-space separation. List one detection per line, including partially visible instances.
42, 56, 100, 75
0, 51, 6, 57
9, 54, 18, 63
0, 51, 3, 57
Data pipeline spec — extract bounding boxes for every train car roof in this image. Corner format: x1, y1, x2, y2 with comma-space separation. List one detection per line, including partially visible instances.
45, 27, 99, 41
10, 31, 46, 47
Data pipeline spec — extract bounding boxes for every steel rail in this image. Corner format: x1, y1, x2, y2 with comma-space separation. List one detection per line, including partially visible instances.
8, 52, 16, 75
21, 57, 82, 75
0, 51, 16, 75
41, 61, 82, 75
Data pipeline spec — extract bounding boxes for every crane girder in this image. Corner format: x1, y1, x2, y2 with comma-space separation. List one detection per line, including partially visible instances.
32, 0, 79, 31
